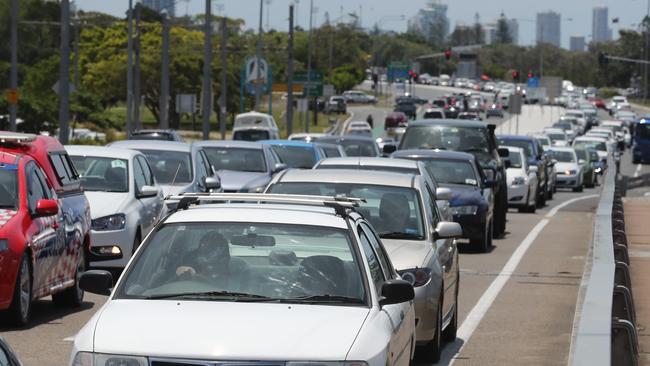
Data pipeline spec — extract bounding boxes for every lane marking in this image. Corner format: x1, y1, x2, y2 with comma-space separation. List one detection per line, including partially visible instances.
63, 336, 75, 342
634, 163, 642, 178
441, 194, 599, 365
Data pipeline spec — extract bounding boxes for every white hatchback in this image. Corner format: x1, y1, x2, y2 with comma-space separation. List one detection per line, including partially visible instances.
67, 145, 165, 268
71, 194, 416, 366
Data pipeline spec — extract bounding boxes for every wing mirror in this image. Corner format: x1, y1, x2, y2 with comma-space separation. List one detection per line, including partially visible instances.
203, 176, 221, 191
138, 185, 159, 198
497, 147, 510, 158
34, 199, 58, 217
79, 270, 113, 296
435, 187, 452, 201
272, 163, 288, 174
379, 279, 415, 306
433, 221, 463, 240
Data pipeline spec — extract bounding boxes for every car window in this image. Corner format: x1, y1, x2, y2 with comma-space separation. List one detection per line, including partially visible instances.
138, 150, 193, 184
137, 156, 155, 186
359, 222, 394, 278
117, 222, 366, 304
507, 151, 523, 168
203, 147, 267, 173
0, 166, 18, 210
424, 159, 479, 186
401, 125, 489, 153
270, 145, 317, 169
195, 151, 211, 182
49, 153, 73, 185
424, 182, 441, 226
233, 130, 270, 141
0, 346, 9, 366
323, 147, 342, 158
26, 162, 47, 213
133, 158, 147, 193
357, 228, 385, 292
69, 156, 129, 192
33, 164, 53, 200
498, 139, 534, 158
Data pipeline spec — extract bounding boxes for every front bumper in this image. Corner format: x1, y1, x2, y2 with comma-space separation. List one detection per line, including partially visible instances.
555, 174, 581, 188
89, 228, 133, 268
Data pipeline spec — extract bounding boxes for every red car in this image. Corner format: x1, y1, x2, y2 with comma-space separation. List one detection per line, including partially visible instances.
0, 132, 91, 325
589, 97, 606, 109
384, 111, 408, 129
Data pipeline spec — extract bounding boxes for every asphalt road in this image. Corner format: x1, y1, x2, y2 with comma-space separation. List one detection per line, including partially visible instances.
0, 95, 605, 366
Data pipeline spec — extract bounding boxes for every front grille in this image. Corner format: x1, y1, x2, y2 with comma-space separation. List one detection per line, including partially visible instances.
151, 360, 284, 366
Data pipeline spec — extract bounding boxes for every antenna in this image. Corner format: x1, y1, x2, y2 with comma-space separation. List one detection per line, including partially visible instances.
170, 162, 182, 187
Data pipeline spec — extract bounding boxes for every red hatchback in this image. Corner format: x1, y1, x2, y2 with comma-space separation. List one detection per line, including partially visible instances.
384, 111, 408, 130
0, 132, 90, 325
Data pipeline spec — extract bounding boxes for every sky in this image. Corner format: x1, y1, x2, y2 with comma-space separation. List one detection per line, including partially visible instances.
74, 0, 649, 48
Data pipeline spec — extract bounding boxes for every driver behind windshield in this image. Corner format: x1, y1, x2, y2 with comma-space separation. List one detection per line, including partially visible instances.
377, 193, 412, 235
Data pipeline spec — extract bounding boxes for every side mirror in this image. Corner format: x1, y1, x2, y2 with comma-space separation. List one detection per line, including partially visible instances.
435, 187, 452, 201
379, 279, 415, 306
382, 144, 397, 155
79, 270, 113, 296
528, 165, 539, 173
272, 163, 288, 174
433, 221, 463, 240
578, 159, 586, 165
497, 147, 510, 158
203, 176, 221, 190
483, 179, 497, 188
138, 185, 158, 198
34, 199, 58, 217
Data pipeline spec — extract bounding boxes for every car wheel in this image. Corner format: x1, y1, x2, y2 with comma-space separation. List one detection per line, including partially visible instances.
420, 294, 443, 362
471, 221, 490, 252
442, 281, 458, 342
6, 254, 32, 325
52, 248, 86, 308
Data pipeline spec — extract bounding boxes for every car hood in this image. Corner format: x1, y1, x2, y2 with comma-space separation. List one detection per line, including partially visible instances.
92, 300, 369, 360
217, 170, 270, 192
85, 191, 130, 218
381, 239, 432, 270
441, 184, 484, 206
158, 184, 193, 197
555, 162, 580, 172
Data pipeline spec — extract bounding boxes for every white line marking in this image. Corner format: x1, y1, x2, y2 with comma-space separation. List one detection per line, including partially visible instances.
634, 163, 642, 178
441, 194, 599, 365
63, 336, 75, 342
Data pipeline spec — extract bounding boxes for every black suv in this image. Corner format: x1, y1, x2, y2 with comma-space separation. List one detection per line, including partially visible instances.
394, 97, 417, 119
397, 119, 509, 238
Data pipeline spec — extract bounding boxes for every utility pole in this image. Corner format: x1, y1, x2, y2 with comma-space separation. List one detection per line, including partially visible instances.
126, 0, 133, 137
73, 20, 80, 89
254, 0, 264, 110
305, 0, 313, 133
160, 11, 170, 129
220, 17, 228, 140
134, 4, 142, 130
9, 0, 18, 131
59, 0, 71, 144
644, 1, 649, 102
287, 5, 294, 136
202, 0, 212, 140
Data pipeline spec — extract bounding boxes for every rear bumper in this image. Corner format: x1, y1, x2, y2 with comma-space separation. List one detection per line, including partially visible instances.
555, 174, 581, 188
507, 184, 530, 206
454, 214, 486, 240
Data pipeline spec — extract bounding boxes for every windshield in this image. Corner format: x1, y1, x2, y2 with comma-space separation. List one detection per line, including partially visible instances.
70, 156, 129, 192
400, 125, 489, 153
203, 147, 266, 173
506, 152, 523, 168
233, 130, 270, 142
323, 140, 378, 157
269, 183, 425, 240
139, 149, 193, 184
316, 165, 418, 175
0, 168, 18, 209
130, 132, 174, 141
423, 160, 479, 186
498, 139, 534, 157
549, 150, 576, 163
116, 222, 366, 304
638, 124, 650, 139
574, 140, 607, 152
548, 133, 566, 142
536, 138, 550, 147
270, 145, 317, 169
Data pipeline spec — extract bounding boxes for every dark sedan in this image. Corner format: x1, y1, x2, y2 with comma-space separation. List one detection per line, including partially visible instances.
393, 149, 495, 252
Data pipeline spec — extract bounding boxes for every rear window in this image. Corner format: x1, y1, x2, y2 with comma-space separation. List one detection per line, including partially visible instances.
233, 130, 270, 142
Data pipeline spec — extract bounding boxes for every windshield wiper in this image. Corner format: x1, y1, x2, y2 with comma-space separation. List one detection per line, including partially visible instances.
288, 294, 364, 304
144, 291, 274, 301
379, 232, 424, 240
462, 148, 487, 153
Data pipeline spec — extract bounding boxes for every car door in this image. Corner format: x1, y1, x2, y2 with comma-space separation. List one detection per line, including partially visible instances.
133, 156, 161, 236
24, 161, 62, 297
358, 223, 413, 366
194, 150, 211, 192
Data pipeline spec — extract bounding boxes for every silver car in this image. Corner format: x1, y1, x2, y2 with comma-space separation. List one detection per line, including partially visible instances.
108, 140, 221, 196
66, 145, 164, 268
193, 140, 287, 193
265, 169, 462, 362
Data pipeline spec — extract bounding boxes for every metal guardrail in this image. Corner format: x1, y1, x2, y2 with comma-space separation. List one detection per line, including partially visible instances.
570, 160, 638, 366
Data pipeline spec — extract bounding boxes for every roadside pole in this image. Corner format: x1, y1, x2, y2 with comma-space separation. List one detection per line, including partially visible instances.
58, 0, 71, 144
286, 5, 295, 136
219, 17, 228, 140
9, 0, 18, 131
126, 0, 133, 137
160, 11, 170, 129
134, 4, 142, 130
202, 0, 212, 140
305, 0, 313, 133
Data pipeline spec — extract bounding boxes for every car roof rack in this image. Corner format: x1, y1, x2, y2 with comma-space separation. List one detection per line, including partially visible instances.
0, 132, 37, 145
165, 193, 365, 217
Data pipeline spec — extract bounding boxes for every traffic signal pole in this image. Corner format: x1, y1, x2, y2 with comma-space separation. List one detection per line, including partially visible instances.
58, 0, 71, 144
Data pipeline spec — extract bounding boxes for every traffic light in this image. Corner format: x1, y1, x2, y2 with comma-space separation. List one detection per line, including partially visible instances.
527, 71, 534, 79
444, 49, 452, 60
512, 70, 520, 82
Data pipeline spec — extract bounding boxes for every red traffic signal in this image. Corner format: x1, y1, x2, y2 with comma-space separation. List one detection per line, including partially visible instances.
527, 71, 534, 78
444, 50, 452, 60
512, 71, 520, 82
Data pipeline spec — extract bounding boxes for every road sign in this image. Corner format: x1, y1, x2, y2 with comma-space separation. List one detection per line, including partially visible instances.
387, 61, 409, 82
271, 83, 304, 93
5, 89, 18, 105
527, 77, 540, 88
294, 70, 324, 97
175, 94, 197, 114
243, 56, 271, 95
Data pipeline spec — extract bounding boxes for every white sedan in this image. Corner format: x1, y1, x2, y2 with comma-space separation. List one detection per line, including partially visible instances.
504, 146, 538, 213
71, 194, 416, 366
67, 145, 164, 268
548, 147, 584, 192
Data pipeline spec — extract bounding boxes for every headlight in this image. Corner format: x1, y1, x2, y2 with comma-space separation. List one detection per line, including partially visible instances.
398, 268, 432, 287
0, 239, 8, 252
512, 177, 526, 185
72, 352, 148, 366
564, 170, 577, 176
450, 205, 478, 216
91, 214, 126, 231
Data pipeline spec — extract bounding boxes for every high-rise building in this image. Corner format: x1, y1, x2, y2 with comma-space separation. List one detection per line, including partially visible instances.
484, 23, 497, 44
142, 0, 176, 17
507, 18, 519, 45
592, 6, 612, 43
536, 11, 561, 47
570, 36, 586, 51
408, 1, 450, 45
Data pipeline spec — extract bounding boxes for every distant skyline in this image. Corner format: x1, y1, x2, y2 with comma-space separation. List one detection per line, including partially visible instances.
74, 0, 646, 48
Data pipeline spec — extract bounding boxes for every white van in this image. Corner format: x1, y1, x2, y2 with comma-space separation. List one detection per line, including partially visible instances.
232, 111, 280, 141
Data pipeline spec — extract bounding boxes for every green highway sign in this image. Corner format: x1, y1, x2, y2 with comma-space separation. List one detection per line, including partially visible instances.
293, 70, 324, 97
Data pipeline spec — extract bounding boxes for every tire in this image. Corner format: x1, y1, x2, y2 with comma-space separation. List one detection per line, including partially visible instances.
442, 282, 459, 342
420, 295, 443, 362
536, 184, 546, 208
586, 175, 595, 188
6, 254, 32, 326
52, 249, 85, 308
470, 221, 490, 252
